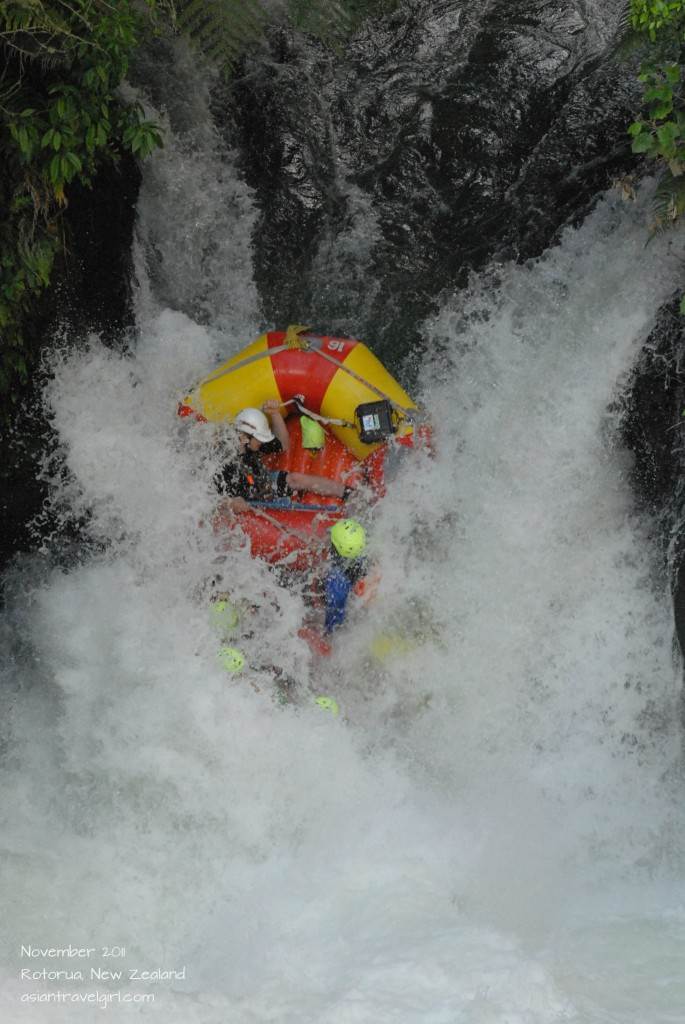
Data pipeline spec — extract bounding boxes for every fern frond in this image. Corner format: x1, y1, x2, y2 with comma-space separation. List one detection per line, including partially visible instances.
650, 168, 685, 234
612, 0, 652, 61
618, 0, 633, 34
613, 27, 651, 60
174, 0, 267, 72
175, 0, 205, 26
175, 0, 265, 33
288, 0, 352, 44
173, 0, 359, 75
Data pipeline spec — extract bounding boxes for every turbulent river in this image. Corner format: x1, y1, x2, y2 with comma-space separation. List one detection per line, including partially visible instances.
2, 5, 685, 1022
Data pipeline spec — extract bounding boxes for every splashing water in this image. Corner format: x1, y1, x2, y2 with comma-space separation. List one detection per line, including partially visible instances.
2, 48, 685, 1024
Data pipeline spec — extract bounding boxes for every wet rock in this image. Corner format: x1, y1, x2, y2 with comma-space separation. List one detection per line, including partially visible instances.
620, 296, 685, 656
0, 156, 140, 579
229, 0, 636, 362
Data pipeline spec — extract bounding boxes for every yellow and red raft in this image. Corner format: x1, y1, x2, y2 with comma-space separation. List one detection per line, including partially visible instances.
179, 325, 426, 569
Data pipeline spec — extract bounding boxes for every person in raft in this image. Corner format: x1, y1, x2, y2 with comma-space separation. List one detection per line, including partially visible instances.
323, 519, 371, 633
215, 402, 352, 512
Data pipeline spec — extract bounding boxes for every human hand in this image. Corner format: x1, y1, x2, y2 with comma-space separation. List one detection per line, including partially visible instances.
262, 399, 282, 415
219, 496, 249, 514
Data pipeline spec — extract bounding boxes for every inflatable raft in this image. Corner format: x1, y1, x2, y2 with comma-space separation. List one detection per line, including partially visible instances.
179, 325, 425, 569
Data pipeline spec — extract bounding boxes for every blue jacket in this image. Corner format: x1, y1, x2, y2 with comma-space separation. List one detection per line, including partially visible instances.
324, 568, 354, 632
324, 555, 368, 633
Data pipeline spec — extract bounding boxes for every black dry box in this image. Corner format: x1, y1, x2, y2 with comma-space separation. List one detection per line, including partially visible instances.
355, 400, 397, 444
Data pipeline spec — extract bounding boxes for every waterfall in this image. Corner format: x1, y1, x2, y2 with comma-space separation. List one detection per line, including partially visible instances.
2, 7, 685, 1022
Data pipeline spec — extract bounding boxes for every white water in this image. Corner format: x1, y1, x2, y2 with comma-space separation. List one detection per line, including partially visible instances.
2, 54, 685, 1024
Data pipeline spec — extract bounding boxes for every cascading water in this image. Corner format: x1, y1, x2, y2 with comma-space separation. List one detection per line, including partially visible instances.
2, 9, 685, 1023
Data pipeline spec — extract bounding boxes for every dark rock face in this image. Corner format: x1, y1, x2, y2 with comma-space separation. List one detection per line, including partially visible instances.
230, 0, 637, 362
620, 298, 685, 655
55, 157, 141, 333
0, 156, 141, 580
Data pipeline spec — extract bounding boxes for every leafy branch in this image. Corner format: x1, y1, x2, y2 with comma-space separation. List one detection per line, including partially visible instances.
625, 2, 685, 308
0, 0, 165, 406
0, 0, 399, 409
627, 2, 685, 201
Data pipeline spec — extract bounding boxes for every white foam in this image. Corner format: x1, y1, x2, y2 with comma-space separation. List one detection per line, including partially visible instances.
2, 82, 685, 1023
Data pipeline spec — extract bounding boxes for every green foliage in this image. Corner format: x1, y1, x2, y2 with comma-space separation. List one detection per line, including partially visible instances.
0, 1, 165, 406
0, 0, 404, 410
174, 0, 267, 70
628, 63, 685, 166
651, 163, 685, 225
627, 0, 685, 243
627, 0, 685, 165
626, 0, 685, 311
287, 0, 352, 46
631, 0, 685, 41
2, 2, 164, 199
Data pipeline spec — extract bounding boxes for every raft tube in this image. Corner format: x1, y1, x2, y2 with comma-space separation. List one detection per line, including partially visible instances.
179, 325, 423, 569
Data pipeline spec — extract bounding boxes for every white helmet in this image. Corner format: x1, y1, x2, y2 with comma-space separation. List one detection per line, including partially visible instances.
234, 407, 274, 443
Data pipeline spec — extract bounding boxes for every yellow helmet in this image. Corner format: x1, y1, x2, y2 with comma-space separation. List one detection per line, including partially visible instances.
209, 598, 240, 636
330, 519, 366, 559
314, 696, 340, 715
217, 646, 245, 673
301, 415, 326, 449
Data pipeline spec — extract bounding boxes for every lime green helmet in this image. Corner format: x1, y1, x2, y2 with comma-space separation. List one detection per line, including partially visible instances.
301, 415, 326, 450
217, 646, 245, 673
331, 519, 366, 559
370, 632, 416, 662
314, 696, 340, 715
209, 598, 240, 636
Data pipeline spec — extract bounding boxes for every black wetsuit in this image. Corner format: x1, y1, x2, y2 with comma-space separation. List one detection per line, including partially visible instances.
214, 439, 289, 501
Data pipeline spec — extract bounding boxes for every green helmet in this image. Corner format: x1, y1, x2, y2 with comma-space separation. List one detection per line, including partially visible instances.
209, 598, 240, 636
331, 519, 366, 559
217, 646, 245, 673
314, 696, 340, 715
300, 415, 326, 450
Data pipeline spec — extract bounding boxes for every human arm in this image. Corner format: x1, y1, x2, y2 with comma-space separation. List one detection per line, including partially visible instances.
262, 399, 290, 452
214, 458, 250, 509
218, 496, 250, 514
286, 472, 346, 497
